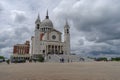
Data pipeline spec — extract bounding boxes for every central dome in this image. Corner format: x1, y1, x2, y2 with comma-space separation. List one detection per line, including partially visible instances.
41, 19, 53, 28
40, 10, 53, 28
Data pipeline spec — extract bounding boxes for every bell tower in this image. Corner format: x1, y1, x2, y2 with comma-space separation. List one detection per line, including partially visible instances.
64, 20, 70, 55
34, 14, 41, 55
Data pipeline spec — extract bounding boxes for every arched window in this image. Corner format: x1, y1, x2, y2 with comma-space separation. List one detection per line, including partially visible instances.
37, 24, 39, 27
67, 29, 69, 33
37, 24, 39, 29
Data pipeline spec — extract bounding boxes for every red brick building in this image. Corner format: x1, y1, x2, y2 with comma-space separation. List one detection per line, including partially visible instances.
12, 41, 30, 60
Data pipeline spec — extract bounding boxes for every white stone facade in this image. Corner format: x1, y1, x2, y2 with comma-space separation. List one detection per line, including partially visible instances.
31, 11, 70, 59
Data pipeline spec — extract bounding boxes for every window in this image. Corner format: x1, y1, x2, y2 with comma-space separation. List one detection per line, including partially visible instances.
67, 29, 69, 33
52, 35, 56, 39
37, 24, 39, 29
37, 24, 39, 27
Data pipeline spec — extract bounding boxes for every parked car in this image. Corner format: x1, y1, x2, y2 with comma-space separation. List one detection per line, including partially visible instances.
11, 59, 26, 63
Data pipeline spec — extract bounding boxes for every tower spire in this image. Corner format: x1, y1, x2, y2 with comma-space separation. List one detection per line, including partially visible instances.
38, 13, 40, 20
64, 19, 69, 28
46, 9, 49, 19
35, 13, 41, 23
66, 19, 68, 25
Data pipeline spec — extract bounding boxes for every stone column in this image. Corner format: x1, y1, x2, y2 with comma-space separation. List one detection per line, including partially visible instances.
54, 45, 55, 54
46, 45, 48, 54
57, 45, 58, 54
50, 45, 51, 53
60, 45, 61, 53
48, 45, 50, 54
58, 45, 60, 54
61, 46, 63, 54
45, 45, 47, 61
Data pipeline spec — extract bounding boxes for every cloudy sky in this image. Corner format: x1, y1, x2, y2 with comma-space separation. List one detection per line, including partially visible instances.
0, 0, 120, 58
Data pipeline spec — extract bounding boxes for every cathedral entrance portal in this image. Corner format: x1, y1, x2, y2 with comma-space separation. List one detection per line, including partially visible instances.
47, 45, 64, 55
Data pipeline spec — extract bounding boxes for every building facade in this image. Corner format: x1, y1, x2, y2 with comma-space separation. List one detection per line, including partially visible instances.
12, 41, 30, 60
31, 11, 70, 59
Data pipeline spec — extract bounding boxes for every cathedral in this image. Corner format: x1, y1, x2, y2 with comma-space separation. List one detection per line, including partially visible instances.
31, 11, 70, 60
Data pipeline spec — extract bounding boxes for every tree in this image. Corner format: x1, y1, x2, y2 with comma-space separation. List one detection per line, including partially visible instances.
95, 57, 107, 61
111, 57, 120, 61
0, 56, 5, 59
0, 56, 5, 62
37, 54, 44, 62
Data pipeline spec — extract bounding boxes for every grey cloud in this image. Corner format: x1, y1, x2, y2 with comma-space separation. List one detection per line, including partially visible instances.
14, 26, 31, 40
0, 26, 31, 49
0, 47, 12, 57
88, 51, 120, 56
0, 0, 60, 57
0, 23, 32, 58
78, 39, 84, 45
1, 0, 120, 57
11, 10, 27, 23
53, 0, 120, 56
53, 0, 120, 42
0, 3, 3, 12
105, 39, 120, 46
14, 14, 27, 23
76, 40, 120, 56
